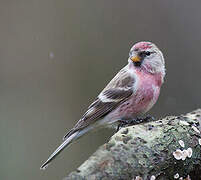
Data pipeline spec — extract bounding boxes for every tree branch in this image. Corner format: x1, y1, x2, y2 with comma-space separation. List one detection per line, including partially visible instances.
64, 109, 201, 180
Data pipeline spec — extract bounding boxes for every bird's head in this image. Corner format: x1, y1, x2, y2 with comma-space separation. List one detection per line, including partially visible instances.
128, 41, 165, 77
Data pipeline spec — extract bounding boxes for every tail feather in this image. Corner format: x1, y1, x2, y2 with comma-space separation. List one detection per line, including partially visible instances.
62, 129, 74, 141
40, 131, 79, 170
40, 125, 94, 170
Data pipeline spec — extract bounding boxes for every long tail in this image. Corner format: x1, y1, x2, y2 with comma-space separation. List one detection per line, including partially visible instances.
40, 131, 79, 170
40, 125, 93, 170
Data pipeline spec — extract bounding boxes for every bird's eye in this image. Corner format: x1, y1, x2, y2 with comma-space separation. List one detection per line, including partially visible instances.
145, 51, 151, 56
139, 51, 151, 58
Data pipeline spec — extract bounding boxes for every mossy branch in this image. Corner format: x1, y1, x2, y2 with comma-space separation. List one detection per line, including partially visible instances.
64, 109, 201, 180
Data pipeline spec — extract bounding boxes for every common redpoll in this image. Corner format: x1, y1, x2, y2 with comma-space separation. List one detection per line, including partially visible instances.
40, 41, 165, 169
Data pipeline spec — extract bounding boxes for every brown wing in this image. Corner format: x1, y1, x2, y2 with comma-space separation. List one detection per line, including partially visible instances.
63, 67, 135, 140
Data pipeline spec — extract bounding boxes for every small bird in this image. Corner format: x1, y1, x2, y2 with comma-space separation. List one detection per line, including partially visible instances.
40, 41, 165, 169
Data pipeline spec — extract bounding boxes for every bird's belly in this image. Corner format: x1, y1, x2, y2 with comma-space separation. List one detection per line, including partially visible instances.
107, 85, 160, 121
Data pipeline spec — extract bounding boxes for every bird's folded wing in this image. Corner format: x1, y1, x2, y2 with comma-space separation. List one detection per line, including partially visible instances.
63, 67, 135, 139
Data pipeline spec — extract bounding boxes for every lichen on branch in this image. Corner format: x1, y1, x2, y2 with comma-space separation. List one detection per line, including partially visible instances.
64, 109, 201, 180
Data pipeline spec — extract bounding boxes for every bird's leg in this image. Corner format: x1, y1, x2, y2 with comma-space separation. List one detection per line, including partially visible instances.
116, 120, 128, 132
116, 115, 155, 132
116, 118, 138, 132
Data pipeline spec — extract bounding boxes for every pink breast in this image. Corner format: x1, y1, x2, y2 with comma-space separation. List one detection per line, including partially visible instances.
112, 71, 162, 119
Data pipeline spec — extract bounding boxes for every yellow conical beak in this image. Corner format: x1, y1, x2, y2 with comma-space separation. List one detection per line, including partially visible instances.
130, 55, 141, 62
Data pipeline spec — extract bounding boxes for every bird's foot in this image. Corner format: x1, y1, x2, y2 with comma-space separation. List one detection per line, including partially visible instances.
143, 115, 155, 122
116, 120, 130, 132
116, 115, 155, 132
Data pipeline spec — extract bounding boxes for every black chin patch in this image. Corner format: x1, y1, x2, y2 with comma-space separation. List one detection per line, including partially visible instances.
134, 61, 141, 67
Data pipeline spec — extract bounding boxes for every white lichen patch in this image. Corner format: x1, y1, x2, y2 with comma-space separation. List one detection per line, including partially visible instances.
199, 139, 201, 145
182, 150, 188, 160
173, 149, 183, 160
135, 176, 143, 180
174, 173, 179, 179
192, 126, 200, 133
150, 175, 156, 180
179, 120, 189, 126
173, 148, 193, 161
178, 140, 185, 148
187, 148, 192, 158
179, 177, 183, 180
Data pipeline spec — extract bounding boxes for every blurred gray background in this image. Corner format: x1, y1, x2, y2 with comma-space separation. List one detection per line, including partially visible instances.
0, 0, 201, 179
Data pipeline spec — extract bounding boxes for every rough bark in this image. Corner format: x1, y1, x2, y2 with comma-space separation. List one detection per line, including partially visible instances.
64, 109, 201, 180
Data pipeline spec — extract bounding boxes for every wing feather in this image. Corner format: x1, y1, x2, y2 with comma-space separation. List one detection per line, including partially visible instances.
63, 66, 135, 139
